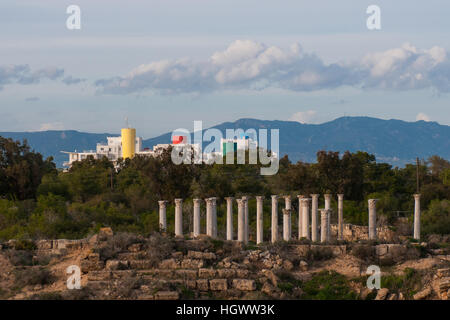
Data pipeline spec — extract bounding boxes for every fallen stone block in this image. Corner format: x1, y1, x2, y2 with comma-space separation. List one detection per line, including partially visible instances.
375, 288, 389, 300
232, 279, 256, 291
154, 291, 179, 300
217, 269, 236, 278
199, 268, 216, 279
210, 279, 228, 291
181, 258, 204, 269
413, 287, 432, 300
196, 279, 209, 291
159, 258, 180, 269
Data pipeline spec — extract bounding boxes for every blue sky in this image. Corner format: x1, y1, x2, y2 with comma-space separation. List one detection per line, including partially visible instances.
1, 0, 450, 138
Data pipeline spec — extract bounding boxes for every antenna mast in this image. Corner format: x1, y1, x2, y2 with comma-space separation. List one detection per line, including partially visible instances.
125, 116, 129, 128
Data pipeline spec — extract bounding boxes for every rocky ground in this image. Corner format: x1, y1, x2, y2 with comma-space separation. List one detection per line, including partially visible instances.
0, 229, 449, 300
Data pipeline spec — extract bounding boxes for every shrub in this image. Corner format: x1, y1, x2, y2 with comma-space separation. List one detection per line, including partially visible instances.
306, 247, 334, 261
29, 292, 63, 300
6, 250, 34, 266
351, 244, 376, 262
301, 270, 357, 300
14, 267, 53, 288
95, 232, 144, 261
381, 268, 422, 298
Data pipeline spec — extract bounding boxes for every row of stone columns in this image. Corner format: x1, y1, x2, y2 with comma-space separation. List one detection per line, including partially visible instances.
158, 194, 422, 242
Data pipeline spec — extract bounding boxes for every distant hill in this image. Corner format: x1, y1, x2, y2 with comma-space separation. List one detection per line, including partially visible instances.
1, 117, 449, 168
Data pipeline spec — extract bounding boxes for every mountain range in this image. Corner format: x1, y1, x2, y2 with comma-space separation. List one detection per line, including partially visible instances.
1, 116, 449, 168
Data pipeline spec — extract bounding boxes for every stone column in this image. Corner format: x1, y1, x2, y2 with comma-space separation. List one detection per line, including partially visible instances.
256, 196, 264, 244
225, 197, 234, 241
210, 197, 217, 238
368, 199, 378, 240
174, 199, 183, 237
271, 195, 279, 243
320, 209, 328, 243
284, 195, 292, 239
310, 194, 319, 242
158, 200, 168, 232
324, 194, 332, 241
205, 198, 212, 237
413, 194, 421, 240
297, 195, 304, 239
337, 194, 344, 241
237, 199, 245, 243
302, 198, 311, 240
283, 209, 292, 241
193, 199, 201, 238
242, 196, 249, 243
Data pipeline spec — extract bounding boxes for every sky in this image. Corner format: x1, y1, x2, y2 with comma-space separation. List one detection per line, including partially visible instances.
1, 0, 450, 138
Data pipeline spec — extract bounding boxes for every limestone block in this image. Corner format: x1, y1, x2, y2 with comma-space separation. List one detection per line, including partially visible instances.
129, 260, 153, 269
106, 260, 129, 271
185, 280, 197, 289
375, 288, 389, 300
375, 245, 389, 256
175, 269, 198, 280
127, 243, 142, 252
154, 291, 179, 300
187, 251, 216, 260
235, 269, 249, 278
181, 258, 204, 269
87, 271, 112, 281
232, 279, 256, 291
196, 279, 209, 291
81, 259, 104, 273
299, 260, 309, 272
217, 269, 236, 278
210, 279, 228, 291
413, 287, 432, 300
199, 268, 216, 279
159, 258, 180, 269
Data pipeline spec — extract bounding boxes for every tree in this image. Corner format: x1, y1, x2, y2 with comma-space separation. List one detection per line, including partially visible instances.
0, 137, 56, 200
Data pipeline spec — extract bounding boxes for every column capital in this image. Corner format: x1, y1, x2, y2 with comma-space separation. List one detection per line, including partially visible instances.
337, 194, 344, 200
301, 198, 311, 207
193, 198, 202, 205
319, 208, 329, 215
236, 198, 244, 206
158, 200, 168, 207
174, 198, 183, 206
255, 196, 265, 201
413, 194, 421, 200
241, 195, 250, 201
324, 194, 332, 200
209, 197, 217, 204
271, 195, 279, 200
310, 194, 319, 199
282, 208, 291, 215
297, 194, 305, 199
224, 197, 234, 202
368, 199, 378, 209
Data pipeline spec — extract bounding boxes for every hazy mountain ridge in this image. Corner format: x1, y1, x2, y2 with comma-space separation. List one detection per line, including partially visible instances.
1, 117, 449, 168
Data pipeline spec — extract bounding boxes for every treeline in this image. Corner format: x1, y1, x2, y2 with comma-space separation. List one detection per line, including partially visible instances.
0, 136, 449, 240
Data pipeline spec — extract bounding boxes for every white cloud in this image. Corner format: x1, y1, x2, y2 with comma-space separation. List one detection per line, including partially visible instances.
38, 122, 64, 131
416, 112, 431, 122
290, 110, 318, 124
95, 40, 450, 95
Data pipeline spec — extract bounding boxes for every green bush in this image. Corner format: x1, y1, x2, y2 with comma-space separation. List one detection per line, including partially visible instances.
301, 270, 357, 300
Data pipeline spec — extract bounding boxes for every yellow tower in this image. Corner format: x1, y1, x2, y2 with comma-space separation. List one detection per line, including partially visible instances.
121, 128, 136, 159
